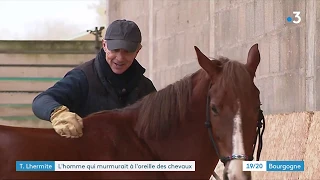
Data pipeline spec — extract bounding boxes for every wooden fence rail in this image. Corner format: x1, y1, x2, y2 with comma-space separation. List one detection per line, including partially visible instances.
0, 40, 97, 122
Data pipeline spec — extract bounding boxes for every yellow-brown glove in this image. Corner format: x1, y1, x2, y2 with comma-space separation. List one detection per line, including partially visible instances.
50, 105, 83, 138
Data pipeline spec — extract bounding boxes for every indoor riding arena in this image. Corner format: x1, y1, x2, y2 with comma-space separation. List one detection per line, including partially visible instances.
0, 0, 319, 179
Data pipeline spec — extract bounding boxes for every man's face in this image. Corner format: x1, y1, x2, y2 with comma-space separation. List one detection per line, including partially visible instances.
102, 40, 141, 74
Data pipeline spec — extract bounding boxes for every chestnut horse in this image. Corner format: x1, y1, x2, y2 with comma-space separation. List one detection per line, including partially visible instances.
0, 44, 265, 180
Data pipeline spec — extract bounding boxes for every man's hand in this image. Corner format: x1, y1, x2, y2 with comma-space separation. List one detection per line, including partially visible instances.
50, 105, 83, 138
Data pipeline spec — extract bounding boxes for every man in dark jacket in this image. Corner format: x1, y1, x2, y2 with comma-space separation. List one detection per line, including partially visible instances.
32, 19, 157, 138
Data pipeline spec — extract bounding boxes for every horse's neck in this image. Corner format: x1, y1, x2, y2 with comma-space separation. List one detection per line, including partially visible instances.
144, 73, 218, 178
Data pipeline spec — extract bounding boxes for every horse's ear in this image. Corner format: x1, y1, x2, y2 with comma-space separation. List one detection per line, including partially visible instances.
245, 44, 260, 78
194, 46, 221, 77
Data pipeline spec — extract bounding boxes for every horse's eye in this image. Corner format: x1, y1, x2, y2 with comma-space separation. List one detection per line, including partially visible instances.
211, 105, 218, 114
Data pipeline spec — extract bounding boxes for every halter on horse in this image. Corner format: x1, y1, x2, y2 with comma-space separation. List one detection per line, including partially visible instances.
209, 98, 265, 180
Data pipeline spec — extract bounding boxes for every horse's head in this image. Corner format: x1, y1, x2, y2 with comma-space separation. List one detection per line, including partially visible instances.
194, 44, 264, 180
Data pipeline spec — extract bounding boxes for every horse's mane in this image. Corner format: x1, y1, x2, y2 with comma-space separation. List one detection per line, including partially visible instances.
213, 57, 253, 102
131, 72, 194, 140
87, 73, 194, 140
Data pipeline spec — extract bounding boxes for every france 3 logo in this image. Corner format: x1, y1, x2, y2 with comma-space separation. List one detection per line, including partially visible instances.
286, 11, 301, 24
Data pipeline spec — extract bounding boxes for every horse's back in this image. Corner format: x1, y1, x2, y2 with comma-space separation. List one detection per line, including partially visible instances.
0, 125, 86, 179
0, 117, 166, 179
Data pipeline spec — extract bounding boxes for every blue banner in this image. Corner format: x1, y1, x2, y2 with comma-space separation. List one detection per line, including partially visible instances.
16, 161, 55, 171
266, 160, 304, 171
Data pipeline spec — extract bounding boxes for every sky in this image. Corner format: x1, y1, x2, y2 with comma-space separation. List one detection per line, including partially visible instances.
0, 0, 103, 40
